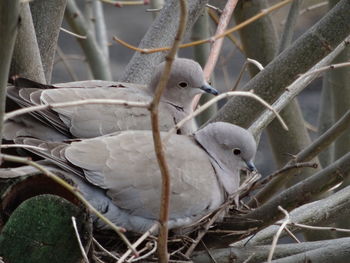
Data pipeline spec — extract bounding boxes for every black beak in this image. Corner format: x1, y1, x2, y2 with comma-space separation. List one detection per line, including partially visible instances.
245, 160, 257, 172
200, 83, 219, 96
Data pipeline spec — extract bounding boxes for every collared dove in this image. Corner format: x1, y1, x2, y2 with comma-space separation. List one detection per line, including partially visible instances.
5, 58, 218, 141
13, 122, 257, 233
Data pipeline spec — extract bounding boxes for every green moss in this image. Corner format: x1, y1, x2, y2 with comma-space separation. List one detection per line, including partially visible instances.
0, 194, 91, 263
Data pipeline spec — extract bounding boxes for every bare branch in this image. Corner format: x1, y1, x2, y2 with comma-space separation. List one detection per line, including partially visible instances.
72, 216, 89, 263
212, 0, 350, 128
236, 184, 350, 247
203, 0, 238, 82
243, 151, 350, 232
93, 238, 120, 261
208, 9, 243, 53
65, 0, 112, 80
249, 37, 350, 136
253, 109, 350, 204
117, 224, 158, 263
267, 206, 290, 262
114, 0, 292, 56
4, 99, 150, 121
247, 161, 317, 193
300, 61, 350, 77
148, 0, 187, 261
0, 144, 47, 151
166, 91, 287, 140
60, 27, 87, 39
232, 58, 264, 91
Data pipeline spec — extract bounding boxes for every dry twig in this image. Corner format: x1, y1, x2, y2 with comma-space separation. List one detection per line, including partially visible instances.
117, 224, 158, 263
298, 61, 350, 77
4, 99, 150, 121
100, 0, 148, 7
113, 0, 292, 54
149, 0, 187, 262
203, 0, 239, 82
191, 0, 239, 109
249, 161, 318, 192
268, 206, 290, 262
72, 216, 89, 263
166, 91, 288, 140
232, 58, 264, 91
0, 144, 47, 151
208, 8, 243, 52
60, 27, 87, 39
93, 238, 120, 261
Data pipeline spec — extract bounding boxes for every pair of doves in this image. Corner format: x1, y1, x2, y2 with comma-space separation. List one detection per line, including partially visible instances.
5, 58, 257, 233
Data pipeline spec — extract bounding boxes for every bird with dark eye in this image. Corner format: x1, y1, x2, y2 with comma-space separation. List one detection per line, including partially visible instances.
232, 148, 241, 155
178, 81, 188, 88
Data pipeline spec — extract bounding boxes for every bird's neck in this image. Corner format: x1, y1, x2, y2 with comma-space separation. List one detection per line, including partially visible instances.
194, 135, 240, 196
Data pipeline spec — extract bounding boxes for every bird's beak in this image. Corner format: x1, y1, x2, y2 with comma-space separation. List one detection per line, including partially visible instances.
245, 160, 257, 172
200, 83, 219, 96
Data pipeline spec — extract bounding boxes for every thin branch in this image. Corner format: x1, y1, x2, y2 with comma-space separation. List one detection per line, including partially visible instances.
289, 222, 350, 233
65, 0, 112, 80
60, 27, 87, 39
185, 172, 260, 257
299, 1, 328, 16
149, 0, 187, 262
1, 153, 137, 255
243, 151, 350, 233
277, 0, 300, 54
208, 8, 243, 52
253, 109, 350, 204
203, 0, 239, 82
93, 0, 109, 59
297, 110, 350, 162
184, 206, 228, 257
249, 161, 318, 192
267, 206, 290, 262
298, 61, 350, 77
206, 3, 222, 14
56, 46, 80, 81
246, 58, 264, 71
117, 224, 158, 263
236, 185, 350, 247
191, 0, 238, 110
0, 144, 47, 151
166, 91, 288, 140
100, 0, 148, 7
4, 99, 150, 121
72, 216, 89, 263
129, 241, 157, 262
283, 226, 301, 243
93, 238, 120, 261
113, 0, 292, 54
232, 58, 264, 91
242, 254, 254, 263
249, 37, 350, 137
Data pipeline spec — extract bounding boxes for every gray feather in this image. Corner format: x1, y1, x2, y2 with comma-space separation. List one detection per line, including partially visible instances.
13, 122, 257, 233
6, 58, 218, 140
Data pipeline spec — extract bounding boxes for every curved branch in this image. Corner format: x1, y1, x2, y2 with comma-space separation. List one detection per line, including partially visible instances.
210, 0, 350, 128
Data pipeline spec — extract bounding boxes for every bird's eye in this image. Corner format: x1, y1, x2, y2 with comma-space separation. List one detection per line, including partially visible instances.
232, 148, 241, 155
178, 81, 188, 88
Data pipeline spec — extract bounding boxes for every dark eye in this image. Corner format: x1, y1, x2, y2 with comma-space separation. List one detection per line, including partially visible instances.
178, 81, 188, 88
232, 148, 241, 155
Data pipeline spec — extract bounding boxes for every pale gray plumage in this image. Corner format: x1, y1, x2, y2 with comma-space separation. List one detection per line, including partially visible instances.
5, 58, 218, 141
15, 122, 257, 233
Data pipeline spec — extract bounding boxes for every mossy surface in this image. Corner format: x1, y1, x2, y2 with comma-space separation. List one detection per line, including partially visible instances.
0, 194, 91, 263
